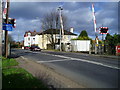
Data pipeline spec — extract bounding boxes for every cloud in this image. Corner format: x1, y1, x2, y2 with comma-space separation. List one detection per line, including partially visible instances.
8, 2, 118, 41
8, 18, 42, 41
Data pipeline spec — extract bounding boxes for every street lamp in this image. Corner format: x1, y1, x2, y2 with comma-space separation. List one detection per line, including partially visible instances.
58, 7, 64, 51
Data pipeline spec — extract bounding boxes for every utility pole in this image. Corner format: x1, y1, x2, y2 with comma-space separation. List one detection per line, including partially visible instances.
0, 0, 2, 56
5, 0, 10, 58
0, 0, 2, 89
58, 7, 64, 51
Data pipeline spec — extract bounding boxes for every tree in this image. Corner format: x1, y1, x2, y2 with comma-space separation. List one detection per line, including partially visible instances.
41, 10, 68, 49
113, 34, 120, 45
105, 33, 120, 55
79, 30, 88, 37
105, 34, 113, 44
74, 30, 91, 40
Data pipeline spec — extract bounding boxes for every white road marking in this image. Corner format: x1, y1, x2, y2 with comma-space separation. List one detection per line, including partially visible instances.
37, 53, 120, 70
73, 59, 120, 70
21, 52, 120, 70
37, 59, 71, 63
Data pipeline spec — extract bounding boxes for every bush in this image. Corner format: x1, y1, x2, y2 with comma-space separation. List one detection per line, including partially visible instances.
72, 36, 92, 40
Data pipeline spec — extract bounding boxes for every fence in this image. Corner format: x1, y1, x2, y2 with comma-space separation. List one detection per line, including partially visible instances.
90, 44, 116, 55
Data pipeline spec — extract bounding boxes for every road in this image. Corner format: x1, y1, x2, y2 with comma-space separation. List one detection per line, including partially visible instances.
11, 49, 119, 88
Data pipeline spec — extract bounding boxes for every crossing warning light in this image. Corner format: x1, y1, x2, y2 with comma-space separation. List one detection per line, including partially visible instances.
99, 27, 108, 34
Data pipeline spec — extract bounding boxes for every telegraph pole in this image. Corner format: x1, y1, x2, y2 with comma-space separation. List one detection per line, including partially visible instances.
0, 0, 2, 56
0, 0, 2, 89
58, 7, 64, 51
5, 0, 10, 58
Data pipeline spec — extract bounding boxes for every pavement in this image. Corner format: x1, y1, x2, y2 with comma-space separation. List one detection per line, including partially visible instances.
16, 55, 84, 88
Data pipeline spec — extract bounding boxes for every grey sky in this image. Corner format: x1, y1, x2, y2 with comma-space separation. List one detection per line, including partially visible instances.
6, 1, 118, 41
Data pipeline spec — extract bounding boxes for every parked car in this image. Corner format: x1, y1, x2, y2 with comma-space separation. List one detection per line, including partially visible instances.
24, 46, 30, 50
30, 46, 41, 51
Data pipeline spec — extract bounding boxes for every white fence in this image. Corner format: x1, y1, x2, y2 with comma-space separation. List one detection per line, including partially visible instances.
71, 40, 90, 51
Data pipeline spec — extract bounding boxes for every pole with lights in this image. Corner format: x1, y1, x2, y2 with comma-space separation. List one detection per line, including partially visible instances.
58, 7, 64, 51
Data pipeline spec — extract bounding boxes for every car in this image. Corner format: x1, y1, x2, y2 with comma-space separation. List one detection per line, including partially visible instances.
24, 46, 30, 50
30, 46, 41, 51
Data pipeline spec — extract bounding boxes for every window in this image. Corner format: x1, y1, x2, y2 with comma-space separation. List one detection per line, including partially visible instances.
28, 38, 30, 41
33, 38, 35, 40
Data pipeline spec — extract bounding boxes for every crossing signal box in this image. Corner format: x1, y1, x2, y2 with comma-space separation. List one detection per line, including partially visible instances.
100, 27, 108, 34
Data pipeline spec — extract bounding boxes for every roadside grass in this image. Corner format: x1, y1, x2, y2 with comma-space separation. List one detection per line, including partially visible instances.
2, 57, 48, 89
2, 57, 19, 68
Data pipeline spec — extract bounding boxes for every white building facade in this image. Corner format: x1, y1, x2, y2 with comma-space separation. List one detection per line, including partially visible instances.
24, 31, 40, 47
24, 28, 78, 49
38, 28, 78, 49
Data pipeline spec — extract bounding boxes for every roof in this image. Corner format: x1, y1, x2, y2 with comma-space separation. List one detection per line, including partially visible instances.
38, 29, 77, 36
24, 30, 40, 36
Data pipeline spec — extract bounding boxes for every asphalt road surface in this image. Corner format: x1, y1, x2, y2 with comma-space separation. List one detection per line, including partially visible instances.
11, 49, 119, 88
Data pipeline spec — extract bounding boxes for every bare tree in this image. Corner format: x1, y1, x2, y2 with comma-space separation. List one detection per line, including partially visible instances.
41, 10, 68, 49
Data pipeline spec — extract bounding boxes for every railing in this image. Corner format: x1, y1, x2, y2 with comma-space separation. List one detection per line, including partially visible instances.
90, 44, 116, 55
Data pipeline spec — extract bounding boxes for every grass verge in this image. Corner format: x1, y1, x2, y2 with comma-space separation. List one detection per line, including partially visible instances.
2, 57, 48, 89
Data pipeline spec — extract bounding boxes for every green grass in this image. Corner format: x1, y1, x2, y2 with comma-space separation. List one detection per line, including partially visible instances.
2, 57, 18, 68
2, 57, 48, 89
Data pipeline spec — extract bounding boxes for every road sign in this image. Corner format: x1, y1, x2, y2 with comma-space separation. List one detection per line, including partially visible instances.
116, 45, 120, 56
3, 23, 13, 31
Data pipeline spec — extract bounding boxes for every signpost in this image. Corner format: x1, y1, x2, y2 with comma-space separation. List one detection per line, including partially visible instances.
116, 45, 120, 56
3, 24, 13, 31
99, 27, 109, 42
99, 27, 109, 54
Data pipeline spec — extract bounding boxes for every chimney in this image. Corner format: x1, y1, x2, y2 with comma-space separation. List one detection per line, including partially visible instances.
70, 27, 74, 33
34, 30, 36, 32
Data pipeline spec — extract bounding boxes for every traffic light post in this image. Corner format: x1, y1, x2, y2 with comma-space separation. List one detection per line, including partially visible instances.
99, 27, 109, 54
0, 1, 2, 89
0, 0, 2, 56
5, 0, 9, 58
3, 0, 16, 58
100, 27, 109, 42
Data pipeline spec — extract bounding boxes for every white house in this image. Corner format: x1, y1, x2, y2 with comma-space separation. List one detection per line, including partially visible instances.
24, 30, 40, 47
38, 27, 78, 49
24, 28, 77, 49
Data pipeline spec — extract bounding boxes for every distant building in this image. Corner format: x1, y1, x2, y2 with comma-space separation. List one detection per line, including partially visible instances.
24, 28, 77, 49
38, 28, 77, 49
24, 30, 40, 47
